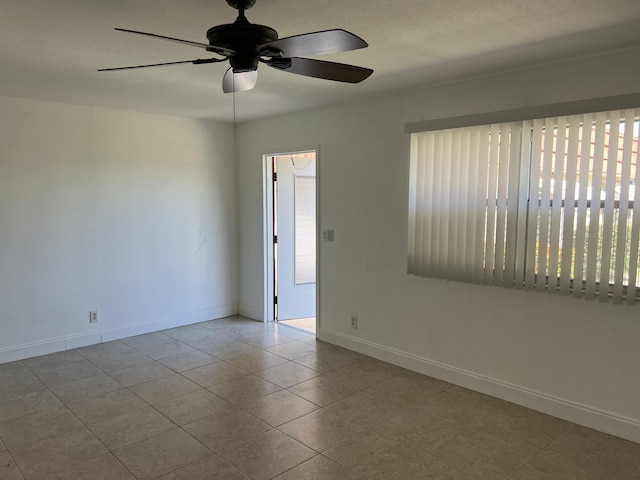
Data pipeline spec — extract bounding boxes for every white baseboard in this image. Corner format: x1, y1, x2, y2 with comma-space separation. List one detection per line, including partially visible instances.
100, 305, 238, 342
239, 304, 263, 321
0, 339, 68, 364
0, 305, 238, 365
318, 328, 640, 444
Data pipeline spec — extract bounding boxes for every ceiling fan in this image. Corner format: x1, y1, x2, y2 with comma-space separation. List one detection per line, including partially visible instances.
99, 0, 374, 93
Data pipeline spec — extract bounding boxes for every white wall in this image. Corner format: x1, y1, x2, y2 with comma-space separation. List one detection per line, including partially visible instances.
236, 48, 640, 442
0, 97, 238, 362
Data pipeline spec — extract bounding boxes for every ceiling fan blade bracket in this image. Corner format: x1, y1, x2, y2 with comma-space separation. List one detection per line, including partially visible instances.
258, 47, 282, 58
268, 58, 292, 71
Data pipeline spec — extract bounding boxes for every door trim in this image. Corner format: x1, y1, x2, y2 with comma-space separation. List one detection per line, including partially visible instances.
262, 147, 320, 328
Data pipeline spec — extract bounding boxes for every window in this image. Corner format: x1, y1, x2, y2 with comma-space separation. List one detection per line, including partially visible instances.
408, 108, 640, 304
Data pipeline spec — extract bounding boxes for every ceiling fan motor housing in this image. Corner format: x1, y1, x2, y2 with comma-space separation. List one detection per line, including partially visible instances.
207, 6, 278, 72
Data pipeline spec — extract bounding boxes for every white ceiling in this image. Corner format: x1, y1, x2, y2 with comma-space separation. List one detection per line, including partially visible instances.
1, 0, 639, 122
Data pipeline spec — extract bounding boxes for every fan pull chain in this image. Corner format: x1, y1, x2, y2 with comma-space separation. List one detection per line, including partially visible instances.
233, 75, 237, 149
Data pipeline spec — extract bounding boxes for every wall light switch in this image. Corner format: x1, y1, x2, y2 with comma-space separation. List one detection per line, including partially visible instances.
323, 229, 335, 242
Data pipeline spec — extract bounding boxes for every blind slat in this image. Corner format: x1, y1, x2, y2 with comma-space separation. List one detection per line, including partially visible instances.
448, 129, 461, 278
537, 117, 556, 292
474, 125, 491, 282
525, 119, 545, 290
547, 116, 568, 293
585, 113, 607, 299
573, 113, 593, 298
559, 115, 581, 295
599, 111, 621, 302
514, 120, 533, 288
613, 111, 634, 302
493, 123, 512, 285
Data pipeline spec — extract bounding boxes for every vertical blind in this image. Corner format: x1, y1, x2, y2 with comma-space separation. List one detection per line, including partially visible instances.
408, 108, 640, 304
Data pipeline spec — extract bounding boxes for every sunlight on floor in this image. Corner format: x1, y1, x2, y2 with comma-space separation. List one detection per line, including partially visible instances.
279, 317, 316, 334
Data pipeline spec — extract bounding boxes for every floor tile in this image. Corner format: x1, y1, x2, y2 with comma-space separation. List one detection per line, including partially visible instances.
325, 390, 406, 429
66, 388, 146, 424
384, 454, 481, 480
240, 389, 319, 427
21, 350, 85, 369
278, 409, 368, 453
129, 374, 201, 404
181, 362, 248, 388
293, 347, 366, 373
202, 321, 265, 338
470, 403, 569, 456
167, 331, 222, 353
267, 341, 321, 360
88, 406, 175, 449
27, 358, 102, 387
0, 406, 83, 449
49, 373, 123, 403
629, 464, 640, 480
184, 406, 271, 452
37, 453, 135, 480
513, 425, 640, 480
430, 429, 532, 480
109, 361, 174, 387
287, 375, 363, 407
272, 325, 315, 341
0, 390, 61, 423
234, 332, 294, 349
208, 375, 281, 405
156, 454, 250, 479
0, 450, 24, 480
255, 362, 319, 388
225, 350, 289, 373
366, 372, 450, 408
273, 454, 364, 480
162, 325, 216, 344
324, 431, 420, 479
153, 389, 234, 425
11, 427, 107, 480
324, 359, 402, 390
0, 363, 45, 400
113, 428, 210, 480
413, 390, 497, 427
194, 339, 261, 360
77, 341, 152, 372
217, 429, 316, 480
121, 332, 195, 360
373, 409, 462, 451
158, 350, 219, 372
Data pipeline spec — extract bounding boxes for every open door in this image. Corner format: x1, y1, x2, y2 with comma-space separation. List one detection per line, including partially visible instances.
267, 152, 317, 322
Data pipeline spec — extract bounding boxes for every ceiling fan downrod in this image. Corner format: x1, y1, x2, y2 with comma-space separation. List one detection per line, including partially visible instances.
226, 0, 257, 15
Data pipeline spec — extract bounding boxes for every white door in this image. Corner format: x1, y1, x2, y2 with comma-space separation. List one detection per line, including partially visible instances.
276, 154, 316, 320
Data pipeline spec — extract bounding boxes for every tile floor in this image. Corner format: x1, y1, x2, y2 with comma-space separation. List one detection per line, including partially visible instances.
1, 315, 639, 480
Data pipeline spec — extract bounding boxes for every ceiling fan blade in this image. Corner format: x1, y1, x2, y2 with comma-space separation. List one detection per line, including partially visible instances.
259, 29, 368, 58
267, 57, 373, 83
98, 58, 224, 72
222, 68, 258, 93
114, 28, 234, 56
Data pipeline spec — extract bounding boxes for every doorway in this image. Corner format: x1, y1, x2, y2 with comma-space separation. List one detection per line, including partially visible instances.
263, 150, 317, 333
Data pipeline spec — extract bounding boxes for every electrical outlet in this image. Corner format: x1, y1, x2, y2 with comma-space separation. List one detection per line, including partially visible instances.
350, 315, 358, 329
89, 310, 98, 323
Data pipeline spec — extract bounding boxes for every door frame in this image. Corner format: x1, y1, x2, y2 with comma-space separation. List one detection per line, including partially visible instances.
262, 147, 320, 327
